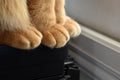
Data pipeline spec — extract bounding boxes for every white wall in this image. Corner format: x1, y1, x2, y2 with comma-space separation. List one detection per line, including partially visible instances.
66, 0, 120, 41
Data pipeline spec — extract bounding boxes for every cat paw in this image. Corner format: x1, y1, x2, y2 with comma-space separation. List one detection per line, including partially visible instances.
56, 16, 66, 25
64, 16, 81, 37
0, 27, 42, 49
41, 24, 70, 48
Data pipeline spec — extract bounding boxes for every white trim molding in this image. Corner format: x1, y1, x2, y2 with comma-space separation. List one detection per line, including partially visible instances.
81, 26, 120, 53
68, 25, 120, 80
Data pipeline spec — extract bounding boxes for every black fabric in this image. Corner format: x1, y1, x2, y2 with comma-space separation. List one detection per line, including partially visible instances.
0, 45, 68, 80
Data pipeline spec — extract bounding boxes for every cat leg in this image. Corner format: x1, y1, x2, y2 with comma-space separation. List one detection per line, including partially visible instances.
55, 0, 66, 25
0, 0, 42, 49
55, 0, 81, 37
28, 0, 69, 48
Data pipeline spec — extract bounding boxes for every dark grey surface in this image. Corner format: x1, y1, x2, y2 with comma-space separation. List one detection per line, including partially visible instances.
80, 71, 93, 80
0, 45, 68, 80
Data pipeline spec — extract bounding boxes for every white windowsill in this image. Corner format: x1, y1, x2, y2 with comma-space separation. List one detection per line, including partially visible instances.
81, 26, 120, 53
68, 25, 120, 80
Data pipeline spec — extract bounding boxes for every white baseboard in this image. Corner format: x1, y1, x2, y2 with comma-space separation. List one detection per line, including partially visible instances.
68, 26, 120, 80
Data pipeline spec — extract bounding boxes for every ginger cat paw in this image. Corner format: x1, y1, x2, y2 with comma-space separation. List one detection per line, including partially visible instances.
0, 27, 42, 49
41, 24, 70, 48
56, 16, 66, 25
64, 17, 81, 37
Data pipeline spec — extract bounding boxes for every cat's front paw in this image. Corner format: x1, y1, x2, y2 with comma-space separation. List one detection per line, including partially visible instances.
64, 16, 81, 37
41, 24, 70, 48
0, 27, 42, 49
56, 16, 66, 25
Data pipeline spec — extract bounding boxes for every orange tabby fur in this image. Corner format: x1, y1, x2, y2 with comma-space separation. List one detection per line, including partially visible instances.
0, 0, 81, 49
28, 0, 70, 48
55, 0, 81, 37
0, 0, 42, 49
